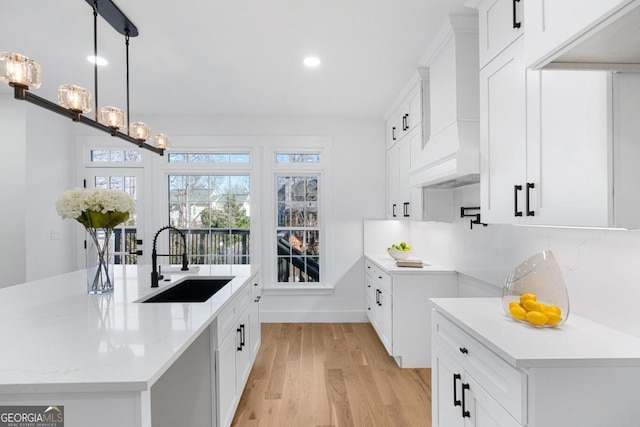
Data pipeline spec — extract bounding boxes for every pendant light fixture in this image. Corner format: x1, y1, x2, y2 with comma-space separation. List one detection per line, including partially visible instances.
0, 0, 167, 155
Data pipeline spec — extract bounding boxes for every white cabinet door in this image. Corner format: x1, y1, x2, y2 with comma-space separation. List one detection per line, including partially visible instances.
398, 137, 412, 218
433, 344, 521, 427
480, 37, 527, 224
464, 376, 521, 427
432, 345, 465, 427
524, 0, 636, 69
216, 329, 238, 427
236, 309, 252, 389
478, 0, 524, 68
379, 287, 393, 355
249, 295, 261, 359
526, 70, 611, 226
386, 146, 400, 219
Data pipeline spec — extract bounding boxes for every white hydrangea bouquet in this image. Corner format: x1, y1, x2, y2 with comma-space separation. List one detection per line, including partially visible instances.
56, 188, 135, 294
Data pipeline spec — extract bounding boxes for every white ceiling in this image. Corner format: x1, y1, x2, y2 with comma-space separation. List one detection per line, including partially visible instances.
1, 0, 474, 118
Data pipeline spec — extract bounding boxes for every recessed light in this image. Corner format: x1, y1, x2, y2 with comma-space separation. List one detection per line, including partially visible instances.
303, 56, 321, 68
87, 55, 108, 66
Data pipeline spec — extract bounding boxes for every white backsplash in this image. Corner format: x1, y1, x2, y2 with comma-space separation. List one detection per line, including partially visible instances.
365, 184, 640, 337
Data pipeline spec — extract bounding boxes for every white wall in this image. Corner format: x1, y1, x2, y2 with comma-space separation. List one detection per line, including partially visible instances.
25, 105, 76, 281
0, 95, 27, 287
125, 115, 387, 322
0, 97, 76, 287
403, 184, 640, 338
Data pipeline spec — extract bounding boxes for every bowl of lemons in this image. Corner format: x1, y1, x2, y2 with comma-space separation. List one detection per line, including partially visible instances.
387, 242, 413, 260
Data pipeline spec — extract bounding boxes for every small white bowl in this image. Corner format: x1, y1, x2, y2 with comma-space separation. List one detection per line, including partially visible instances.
387, 247, 413, 260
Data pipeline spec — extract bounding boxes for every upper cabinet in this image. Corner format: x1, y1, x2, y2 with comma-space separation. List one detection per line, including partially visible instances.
525, 0, 640, 70
476, 0, 640, 228
478, 0, 524, 68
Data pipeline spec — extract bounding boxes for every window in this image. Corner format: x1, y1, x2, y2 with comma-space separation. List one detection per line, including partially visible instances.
168, 174, 250, 265
276, 175, 320, 283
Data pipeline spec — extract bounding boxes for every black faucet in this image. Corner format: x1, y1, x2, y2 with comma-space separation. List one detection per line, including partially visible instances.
151, 225, 189, 287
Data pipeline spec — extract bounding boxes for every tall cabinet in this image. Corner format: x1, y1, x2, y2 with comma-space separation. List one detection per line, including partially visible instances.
385, 79, 428, 220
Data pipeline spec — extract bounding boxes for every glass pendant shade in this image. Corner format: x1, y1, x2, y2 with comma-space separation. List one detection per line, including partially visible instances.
154, 133, 170, 150
0, 52, 42, 89
130, 122, 151, 140
100, 106, 125, 129
502, 250, 570, 328
58, 84, 92, 113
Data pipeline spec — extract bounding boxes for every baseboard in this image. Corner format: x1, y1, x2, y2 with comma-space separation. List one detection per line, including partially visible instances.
260, 310, 368, 323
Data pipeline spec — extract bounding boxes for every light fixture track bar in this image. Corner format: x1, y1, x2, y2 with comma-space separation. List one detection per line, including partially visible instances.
84, 0, 138, 37
12, 84, 163, 155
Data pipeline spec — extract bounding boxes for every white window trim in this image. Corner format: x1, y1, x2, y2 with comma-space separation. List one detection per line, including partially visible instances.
265, 143, 334, 293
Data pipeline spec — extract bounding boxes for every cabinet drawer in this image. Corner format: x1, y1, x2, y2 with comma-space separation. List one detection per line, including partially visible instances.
432, 311, 527, 424
365, 260, 392, 294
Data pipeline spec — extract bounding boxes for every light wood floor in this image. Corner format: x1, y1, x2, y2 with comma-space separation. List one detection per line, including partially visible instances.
231, 323, 432, 427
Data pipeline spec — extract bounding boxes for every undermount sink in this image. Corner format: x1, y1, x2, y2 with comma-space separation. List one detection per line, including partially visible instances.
141, 277, 232, 303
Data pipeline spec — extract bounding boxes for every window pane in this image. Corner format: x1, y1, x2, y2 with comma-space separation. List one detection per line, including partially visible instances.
189, 153, 210, 163
168, 174, 250, 265
275, 153, 320, 163
275, 173, 320, 284
168, 153, 187, 163
230, 153, 250, 163
110, 150, 123, 162
211, 154, 229, 163
91, 150, 109, 162
124, 150, 141, 162
94, 176, 108, 188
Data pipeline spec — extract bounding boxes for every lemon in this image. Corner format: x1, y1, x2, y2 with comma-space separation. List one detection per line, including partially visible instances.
525, 311, 549, 326
509, 303, 527, 320
545, 312, 562, 325
538, 303, 549, 313
522, 299, 542, 312
519, 293, 537, 305
546, 305, 562, 316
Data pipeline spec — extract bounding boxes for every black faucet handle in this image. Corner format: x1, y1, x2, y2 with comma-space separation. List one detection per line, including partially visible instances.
181, 253, 189, 271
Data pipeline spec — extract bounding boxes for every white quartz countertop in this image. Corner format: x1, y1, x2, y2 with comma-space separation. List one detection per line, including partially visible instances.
430, 297, 640, 368
0, 264, 259, 394
365, 254, 456, 274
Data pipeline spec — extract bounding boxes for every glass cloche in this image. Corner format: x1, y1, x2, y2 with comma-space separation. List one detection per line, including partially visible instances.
502, 250, 570, 328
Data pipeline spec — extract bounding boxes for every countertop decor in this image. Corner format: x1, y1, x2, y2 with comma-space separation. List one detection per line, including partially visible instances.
502, 250, 570, 328
55, 187, 135, 294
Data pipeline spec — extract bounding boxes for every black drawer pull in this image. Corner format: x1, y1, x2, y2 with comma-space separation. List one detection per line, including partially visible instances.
526, 182, 535, 216
514, 184, 523, 217
459, 347, 468, 355
462, 383, 471, 418
512, 0, 521, 29
453, 373, 462, 407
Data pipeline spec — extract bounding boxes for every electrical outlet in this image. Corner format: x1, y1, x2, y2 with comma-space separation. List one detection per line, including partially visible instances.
50, 230, 61, 240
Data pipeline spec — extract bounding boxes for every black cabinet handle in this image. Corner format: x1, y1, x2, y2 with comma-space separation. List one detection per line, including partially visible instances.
237, 327, 243, 351
512, 0, 521, 29
453, 373, 462, 407
241, 324, 246, 348
462, 383, 471, 418
459, 347, 468, 355
392, 204, 397, 218
514, 185, 523, 217
403, 202, 410, 217
526, 182, 535, 216
375, 289, 380, 305
405, 114, 410, 130
392, 126, 396, 141
402, 114, 408, 131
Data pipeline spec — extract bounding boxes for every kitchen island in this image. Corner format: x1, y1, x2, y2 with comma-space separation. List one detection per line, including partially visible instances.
0, 264, 261, 427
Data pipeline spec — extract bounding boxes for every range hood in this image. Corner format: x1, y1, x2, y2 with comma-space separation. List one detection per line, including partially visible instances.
408, 121, 479, 189
408, 15, 480, 189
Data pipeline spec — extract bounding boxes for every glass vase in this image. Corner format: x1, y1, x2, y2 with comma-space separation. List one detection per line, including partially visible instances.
502, 250, 570, 328
86, 228, 115, 294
